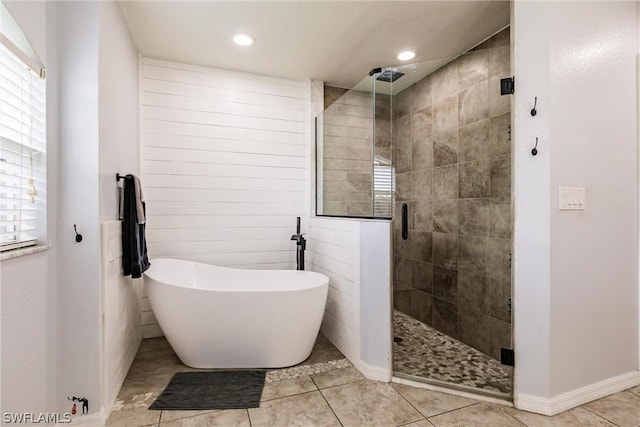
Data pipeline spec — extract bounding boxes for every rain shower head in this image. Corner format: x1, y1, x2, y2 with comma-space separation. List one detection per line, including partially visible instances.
376, 70, 404, 83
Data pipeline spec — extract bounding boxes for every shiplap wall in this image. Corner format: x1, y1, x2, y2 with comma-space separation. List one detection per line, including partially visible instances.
306, 217, 361, 361
140, 57, 310, 337
101, 221, 141, 409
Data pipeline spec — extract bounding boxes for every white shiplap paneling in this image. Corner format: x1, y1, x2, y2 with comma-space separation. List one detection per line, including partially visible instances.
140, 57, 310, 337
101, 221, 142, 410
307, 217, 361, 361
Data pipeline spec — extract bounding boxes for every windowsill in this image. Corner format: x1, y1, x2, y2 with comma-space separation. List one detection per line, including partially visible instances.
0, 244, 51, 261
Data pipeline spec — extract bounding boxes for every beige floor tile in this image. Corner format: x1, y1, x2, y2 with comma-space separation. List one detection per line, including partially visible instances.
583, 391, 640, 427
248, 391, 341, 427
311, 367, 364, 389
506, 406, 615, 427
139, 337, 174, 354
428, 403, 523, 427
392, 383, 479, 418
107, 406, 160, 427
627, 386, 640, 397
321, 380, 424, 427
107, 394, 161, 427
303, 333, 345, 365
160, 409, 249, 426
261, 375, 317, 401
160, 410, 218, 423
401, 420, 436, 427
125, 369, 177, 388
118, 376, 169, 401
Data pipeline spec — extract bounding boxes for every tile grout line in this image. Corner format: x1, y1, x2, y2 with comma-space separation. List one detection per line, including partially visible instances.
311, 375, 344, 427
396, 420, 435, 427
259, 375, 318, 403
425, 402, 481, 421
581, 405, 623, 427
502, 410, 529, 427
391, 383, 437, 423
310, 376, 366, 393
246, 408, 252, 427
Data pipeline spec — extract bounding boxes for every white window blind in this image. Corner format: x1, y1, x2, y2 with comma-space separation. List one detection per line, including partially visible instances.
373, 162, 393, 217
0, 41, 46, 252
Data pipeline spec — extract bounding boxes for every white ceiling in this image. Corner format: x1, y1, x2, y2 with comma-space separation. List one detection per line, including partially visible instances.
118, 1, 509, 89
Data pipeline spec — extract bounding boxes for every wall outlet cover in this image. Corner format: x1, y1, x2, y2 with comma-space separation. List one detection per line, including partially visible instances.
558, 187, 586, 210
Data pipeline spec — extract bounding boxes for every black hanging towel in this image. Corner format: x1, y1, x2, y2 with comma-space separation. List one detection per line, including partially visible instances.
121, 175, 150, 278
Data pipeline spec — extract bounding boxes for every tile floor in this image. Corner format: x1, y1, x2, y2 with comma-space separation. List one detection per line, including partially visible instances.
393, 310, 512, 396
107, 335, 640, 427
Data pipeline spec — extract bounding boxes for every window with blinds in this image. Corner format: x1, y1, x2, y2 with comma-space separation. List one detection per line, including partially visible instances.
373, 162, 393, 218
0, 41, 46, 252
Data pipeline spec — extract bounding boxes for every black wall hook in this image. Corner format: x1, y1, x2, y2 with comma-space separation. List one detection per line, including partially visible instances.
531, 137, 539, 156
73, 224, 83, 243
530, 97, 538, 116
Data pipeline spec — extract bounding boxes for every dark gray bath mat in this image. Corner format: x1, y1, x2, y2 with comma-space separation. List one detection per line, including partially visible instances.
149, 371, 266, 410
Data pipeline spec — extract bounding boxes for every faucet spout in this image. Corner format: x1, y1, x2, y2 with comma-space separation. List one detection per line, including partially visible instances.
291, 233, 306, 242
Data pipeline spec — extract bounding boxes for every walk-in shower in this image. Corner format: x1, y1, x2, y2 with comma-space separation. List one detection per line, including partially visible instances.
315, 27, 513, 399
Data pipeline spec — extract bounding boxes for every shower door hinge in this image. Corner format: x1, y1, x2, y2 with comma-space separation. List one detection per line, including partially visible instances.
501, 348, 515, 367
500, 77, 515, 95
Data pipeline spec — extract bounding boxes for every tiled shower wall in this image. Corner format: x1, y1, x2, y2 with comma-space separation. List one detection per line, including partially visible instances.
321, 87, 391, 217
321, 89, 374, 216
393, 28, 511, 360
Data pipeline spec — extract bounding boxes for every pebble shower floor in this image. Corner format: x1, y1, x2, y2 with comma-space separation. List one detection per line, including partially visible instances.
393, 310, 512, 395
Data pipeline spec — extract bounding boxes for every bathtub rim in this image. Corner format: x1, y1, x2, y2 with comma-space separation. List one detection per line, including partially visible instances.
143, 257, 330, 292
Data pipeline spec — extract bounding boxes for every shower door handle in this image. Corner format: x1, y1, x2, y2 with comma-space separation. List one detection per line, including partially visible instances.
401, 203, 408, 240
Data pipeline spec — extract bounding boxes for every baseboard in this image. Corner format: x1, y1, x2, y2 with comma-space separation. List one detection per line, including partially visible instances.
57, 411, 103, 427
354, 360, 392, 382
515, 370, 639, 416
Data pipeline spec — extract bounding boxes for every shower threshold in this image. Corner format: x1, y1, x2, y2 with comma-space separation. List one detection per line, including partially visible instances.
393, 372, 511, 402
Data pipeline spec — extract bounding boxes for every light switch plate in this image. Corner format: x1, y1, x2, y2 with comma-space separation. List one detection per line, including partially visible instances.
558, 187, 585, 210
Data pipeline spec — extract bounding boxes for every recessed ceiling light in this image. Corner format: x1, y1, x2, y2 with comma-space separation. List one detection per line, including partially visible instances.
397, 50, 416, 61
233, 34, 255, 46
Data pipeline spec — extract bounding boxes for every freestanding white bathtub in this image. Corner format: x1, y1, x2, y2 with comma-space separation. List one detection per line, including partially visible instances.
144, 258, 329, 369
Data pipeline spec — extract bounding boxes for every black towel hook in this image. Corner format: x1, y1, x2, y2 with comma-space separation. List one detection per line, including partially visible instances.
530, 97, 538, 116
116, 173, 125, 182
531, 137, 539, 156
73, 224, 83, 243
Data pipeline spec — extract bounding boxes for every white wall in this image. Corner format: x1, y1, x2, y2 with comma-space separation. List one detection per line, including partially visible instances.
0, 0, 58, 417
1, 252, 55, 415
57, 1, 141, 420
513, 1, 639, 414
306, 217, 392, 380
99, 1, 139, 221
359, 220, 392, 378
547, 2, 638, 396
139, 58, 310, 336
512, 2, 552, 401
57, 1, 101, 416
98, 1, 141, 418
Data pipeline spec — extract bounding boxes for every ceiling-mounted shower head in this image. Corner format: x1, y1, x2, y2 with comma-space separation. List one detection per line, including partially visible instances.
376, 70, 404, 83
